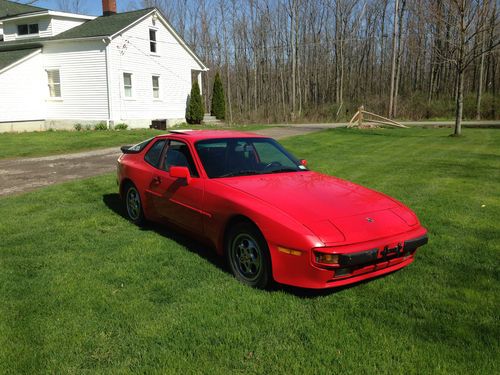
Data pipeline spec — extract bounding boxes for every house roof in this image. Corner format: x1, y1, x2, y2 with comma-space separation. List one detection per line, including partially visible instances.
0, 39, 42, 52
0, 0, 45, 20
0, 6, 207, 70
0, 47, 40, 71
0, 8, 154, 51
54, 8, 154, 40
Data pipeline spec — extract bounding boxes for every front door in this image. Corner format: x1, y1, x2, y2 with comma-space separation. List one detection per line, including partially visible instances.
148, 140, 205, 234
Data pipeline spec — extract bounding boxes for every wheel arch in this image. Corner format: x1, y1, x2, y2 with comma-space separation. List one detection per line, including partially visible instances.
223, 214, 274, 288
119, 178, 134, 198
220, 214, 264, 255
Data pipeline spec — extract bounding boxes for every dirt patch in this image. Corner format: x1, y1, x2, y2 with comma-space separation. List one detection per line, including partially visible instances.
0, 147, 121, 197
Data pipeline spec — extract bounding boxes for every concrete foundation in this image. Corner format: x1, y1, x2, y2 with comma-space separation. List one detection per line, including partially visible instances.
124, 118, 187, 129
0, 120, 46, 132
0, 118, 187, 132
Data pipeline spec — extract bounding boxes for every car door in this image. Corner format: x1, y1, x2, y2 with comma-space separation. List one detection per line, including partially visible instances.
147, 139, 205, 234
141, 138, 168, 217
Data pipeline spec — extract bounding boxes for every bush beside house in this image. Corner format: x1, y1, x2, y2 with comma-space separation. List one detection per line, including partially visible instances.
211, 72, 225, 120
186, 82, 204, 124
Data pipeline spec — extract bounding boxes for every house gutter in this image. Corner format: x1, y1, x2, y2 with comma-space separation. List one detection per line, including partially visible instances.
0, 11, 94, 22
102, 36, 113, 128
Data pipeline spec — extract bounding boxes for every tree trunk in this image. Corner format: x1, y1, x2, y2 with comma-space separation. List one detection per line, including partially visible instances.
388, 0, 399, 118
453, 0, 466, 136
475, 2, 488, 120
379, 0, 388, 98
291, 2, 297, 121
393, 0, 405, 118
220, 0, 232, 124
475, 44, 485, 120
455, 67, 464, 136
428, 65, 435, 104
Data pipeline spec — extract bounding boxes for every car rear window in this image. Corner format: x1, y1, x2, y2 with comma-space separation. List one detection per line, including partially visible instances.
128, 138, 154, 152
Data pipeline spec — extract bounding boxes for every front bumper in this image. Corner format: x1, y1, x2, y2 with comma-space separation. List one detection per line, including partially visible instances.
271, 227, 428, 289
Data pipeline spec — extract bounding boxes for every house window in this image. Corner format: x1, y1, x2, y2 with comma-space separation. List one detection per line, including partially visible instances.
149, 29, 157, 53
18, 23, 39, 36
123, 73, 133, 97
152, 75, 160, 98
46, 69, 61, 97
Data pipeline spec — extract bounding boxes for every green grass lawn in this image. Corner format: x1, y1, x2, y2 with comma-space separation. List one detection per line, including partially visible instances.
0, 129, 164, 160
0, 128, 498, 374
0, 125, 268, 160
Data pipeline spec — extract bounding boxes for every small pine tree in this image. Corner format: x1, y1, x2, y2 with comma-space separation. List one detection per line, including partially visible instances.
186, 81, 204, 124
211, 72, 226, 120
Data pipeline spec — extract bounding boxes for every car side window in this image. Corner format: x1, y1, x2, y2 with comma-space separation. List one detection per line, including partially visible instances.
144, 139, 166, 168
163, 140, 199, 177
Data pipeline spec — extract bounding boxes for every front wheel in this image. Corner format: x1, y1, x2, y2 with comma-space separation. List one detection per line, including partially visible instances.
226, 222, 272, 289
123, 182, 145, 226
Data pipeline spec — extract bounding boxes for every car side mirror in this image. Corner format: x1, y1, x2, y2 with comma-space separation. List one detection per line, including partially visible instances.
170, 166, 191, 184
299, 159, 308, 167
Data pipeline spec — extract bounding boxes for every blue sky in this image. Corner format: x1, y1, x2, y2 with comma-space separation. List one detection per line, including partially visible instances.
34, 1, 136, 16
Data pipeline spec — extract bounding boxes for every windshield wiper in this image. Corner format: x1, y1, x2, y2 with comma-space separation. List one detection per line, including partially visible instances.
219, 170, 261, 178
267, 167, 299, 174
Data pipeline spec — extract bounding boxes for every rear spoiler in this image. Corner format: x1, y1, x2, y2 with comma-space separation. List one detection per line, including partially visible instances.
120, 138, 154, 154
120, 145, 141, 154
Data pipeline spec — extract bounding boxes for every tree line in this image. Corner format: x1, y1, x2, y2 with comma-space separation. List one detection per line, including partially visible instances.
134, 0, 499, 130
23, 0, 499, 131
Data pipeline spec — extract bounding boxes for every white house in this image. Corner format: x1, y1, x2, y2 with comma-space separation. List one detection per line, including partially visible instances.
0, 0, 208, 132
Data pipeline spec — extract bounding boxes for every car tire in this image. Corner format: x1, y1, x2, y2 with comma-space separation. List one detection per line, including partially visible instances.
226, 221, 272, 289
123, 182, 145, 226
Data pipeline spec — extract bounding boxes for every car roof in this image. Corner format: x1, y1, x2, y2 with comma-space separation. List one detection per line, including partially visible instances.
157, 129, 268, 142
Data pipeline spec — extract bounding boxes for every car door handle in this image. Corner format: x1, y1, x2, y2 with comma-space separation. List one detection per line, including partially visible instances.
152, 176, 162, 184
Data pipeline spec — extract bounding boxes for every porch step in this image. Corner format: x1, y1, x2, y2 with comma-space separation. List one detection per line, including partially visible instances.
203, 113, 223, 125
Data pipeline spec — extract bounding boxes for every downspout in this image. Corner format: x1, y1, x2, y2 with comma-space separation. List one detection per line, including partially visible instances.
103, 37, 113, 128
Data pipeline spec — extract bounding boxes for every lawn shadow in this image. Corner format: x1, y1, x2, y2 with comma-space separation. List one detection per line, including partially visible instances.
102, 193, 396, 299
102, 193, 227, 274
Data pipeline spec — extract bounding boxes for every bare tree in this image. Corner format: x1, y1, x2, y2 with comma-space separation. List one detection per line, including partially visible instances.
388, 0, 399, 118
428, 0, 499, 135
125, 0, 499, 124
56, 0, 86, 13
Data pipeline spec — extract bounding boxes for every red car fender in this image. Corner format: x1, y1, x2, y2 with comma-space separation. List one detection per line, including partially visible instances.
118, 155, 158, 217
203, 180, 323, 258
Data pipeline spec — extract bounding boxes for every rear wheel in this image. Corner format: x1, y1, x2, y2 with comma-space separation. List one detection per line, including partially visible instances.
226, 222, 272, 289
123, 182, 145, 226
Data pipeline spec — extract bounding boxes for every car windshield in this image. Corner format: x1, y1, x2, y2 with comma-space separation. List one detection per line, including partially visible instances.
195, 137, 308, 178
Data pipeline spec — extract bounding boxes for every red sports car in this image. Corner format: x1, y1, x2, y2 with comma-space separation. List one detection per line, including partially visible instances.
117, 130, 427, 289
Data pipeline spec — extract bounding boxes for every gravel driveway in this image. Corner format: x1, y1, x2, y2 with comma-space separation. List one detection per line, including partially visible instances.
0, 126, 326, 197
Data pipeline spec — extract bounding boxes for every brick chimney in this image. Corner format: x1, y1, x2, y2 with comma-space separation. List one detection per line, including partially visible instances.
102, 0, 117, 16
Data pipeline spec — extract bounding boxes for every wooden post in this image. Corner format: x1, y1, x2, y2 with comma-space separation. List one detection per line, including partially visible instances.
358, 105, 364, 127
348, 110, 360, 127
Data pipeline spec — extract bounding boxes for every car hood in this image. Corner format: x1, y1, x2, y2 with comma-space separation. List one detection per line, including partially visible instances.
216, 171, 419, 245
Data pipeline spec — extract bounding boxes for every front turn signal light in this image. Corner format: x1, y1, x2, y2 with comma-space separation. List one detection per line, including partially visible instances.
314, 252, 340, 265
278, 247, 302, 256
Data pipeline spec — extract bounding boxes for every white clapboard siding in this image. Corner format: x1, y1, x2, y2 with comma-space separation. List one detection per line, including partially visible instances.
43, 40, 109, 120
108, 12, 203, 125
3, 17, 52, 41
50, 17, 87, 36
0, 51, 46, 122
